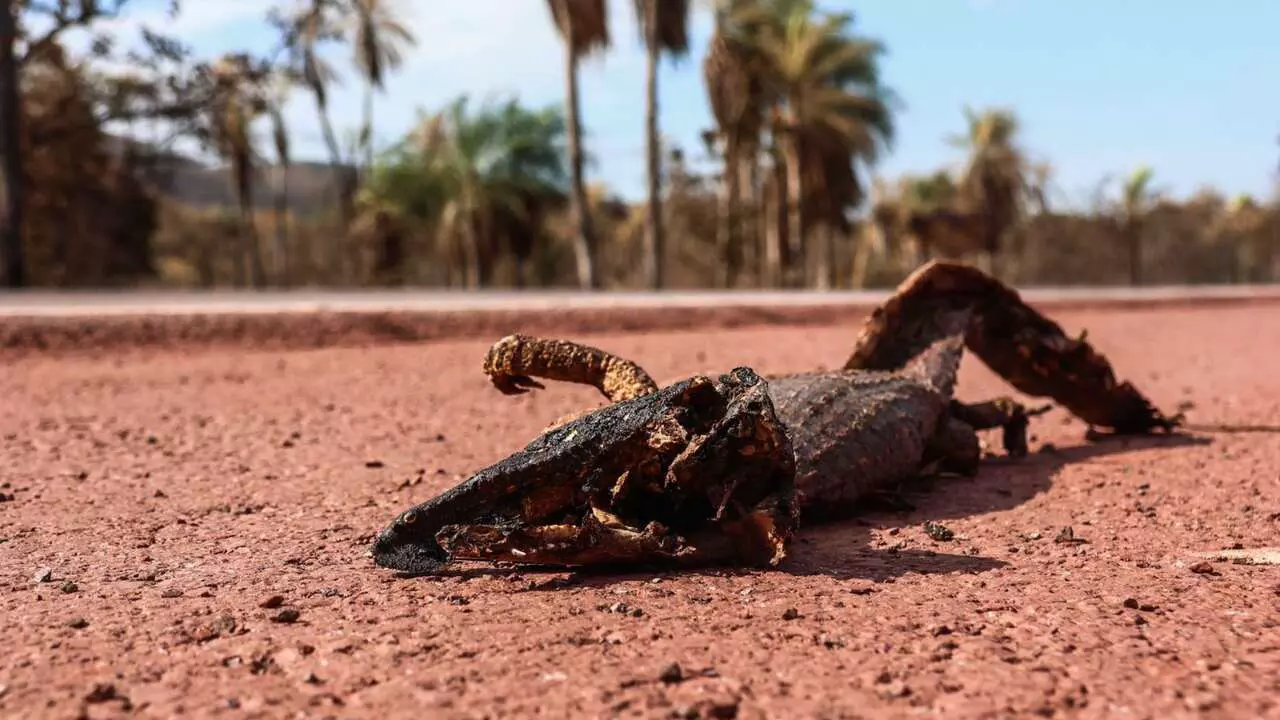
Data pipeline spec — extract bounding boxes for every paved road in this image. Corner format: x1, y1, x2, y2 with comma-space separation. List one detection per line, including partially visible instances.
1, 283, 1278, 317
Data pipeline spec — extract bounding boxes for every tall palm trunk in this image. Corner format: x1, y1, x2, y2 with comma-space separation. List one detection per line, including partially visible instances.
0, 0, 25, 288
232, 155, 264, 288
814, 224, 834, 290
461, 217, 481, 290
272, 162, 290, 285
763, 147, 784, 287
784, 127, 804, 289
269, 101, 291, 286
716, 137, 741, 288
850, 225, 873, 288
562, 37, 598, 290
309, 88, 351, 281
362, 82, 375, 173
641, 0, 663, 290
742, 148, 761, 286
1125, 220, 1142, 286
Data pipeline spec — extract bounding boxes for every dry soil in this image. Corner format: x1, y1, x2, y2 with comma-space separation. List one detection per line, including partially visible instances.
2, 304, 1279, 719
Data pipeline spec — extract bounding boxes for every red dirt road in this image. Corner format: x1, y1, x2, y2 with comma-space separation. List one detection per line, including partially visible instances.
2, 304, 1279, 719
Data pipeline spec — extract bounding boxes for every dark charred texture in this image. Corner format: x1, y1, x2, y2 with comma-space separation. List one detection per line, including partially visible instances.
372, 261, 1180, 576
845, 261, 1180, 433
371, 367, 797, 575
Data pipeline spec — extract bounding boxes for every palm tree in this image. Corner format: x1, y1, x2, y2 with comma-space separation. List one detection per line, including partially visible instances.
545, 0, 609, 290
635, 0, 690, 289
266, 76, 292, 285
902, 170, 959, 214
366, 95, 570, 288
347, 0, 415, 172
273, 0, 350, 278
947, 106, 1028, 275
210, 56, 267, 288
1118, 164, 1158, 286
703, 1, 766, 287
731, 0, 895, 288
1211, 194, 1270, 283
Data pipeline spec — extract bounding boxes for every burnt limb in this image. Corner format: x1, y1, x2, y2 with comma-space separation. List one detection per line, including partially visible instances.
482, 334, 659, 403
845, 261, 1178, 434
924, 416, 982, 476
950, 398, 1052, 458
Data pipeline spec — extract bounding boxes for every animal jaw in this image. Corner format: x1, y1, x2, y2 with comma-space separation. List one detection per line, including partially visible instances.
370, 367, 799, 575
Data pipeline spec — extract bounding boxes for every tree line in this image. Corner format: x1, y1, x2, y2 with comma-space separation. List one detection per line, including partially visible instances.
0, 0, 1276, 290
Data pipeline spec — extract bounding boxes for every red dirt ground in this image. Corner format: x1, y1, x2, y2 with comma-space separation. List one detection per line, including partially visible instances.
2, 304, 1279, 719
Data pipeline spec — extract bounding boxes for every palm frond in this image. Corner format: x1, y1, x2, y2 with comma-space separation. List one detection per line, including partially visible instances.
545, 0, 610, 57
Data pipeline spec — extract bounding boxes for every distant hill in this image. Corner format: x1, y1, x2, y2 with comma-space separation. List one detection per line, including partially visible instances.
104, 134, 349, 216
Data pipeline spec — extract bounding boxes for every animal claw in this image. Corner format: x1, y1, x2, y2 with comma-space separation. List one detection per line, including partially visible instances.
1026, 404, 1054, 418
490, 374, 546, 396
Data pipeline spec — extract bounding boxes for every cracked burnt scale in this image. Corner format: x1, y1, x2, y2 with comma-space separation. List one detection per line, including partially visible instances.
371, 261, 1181, 576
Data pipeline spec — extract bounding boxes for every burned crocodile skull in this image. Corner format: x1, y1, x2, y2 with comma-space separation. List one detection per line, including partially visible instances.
371, 367, 799, 575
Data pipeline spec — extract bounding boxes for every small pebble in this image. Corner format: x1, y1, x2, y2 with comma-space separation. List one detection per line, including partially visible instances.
260, 594, 285, 609
923, 521, 955, 542
32, 567, 53, 584
84, 683, 117, 703
781, 608, 800, 621
706, 699, 740, 718
272, 608, 301, 623
160, 588, 183, 598
658, 662, 684, 684
1055, 526, 1087, 544
1122, 598, 1139, 609
60, 581, 78, 594
67, 617, 89, 629
1189, 561, 1218, 575
365, 460, 385, 469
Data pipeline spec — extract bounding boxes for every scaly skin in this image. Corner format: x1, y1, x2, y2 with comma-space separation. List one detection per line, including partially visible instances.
371, 261, 1180, 576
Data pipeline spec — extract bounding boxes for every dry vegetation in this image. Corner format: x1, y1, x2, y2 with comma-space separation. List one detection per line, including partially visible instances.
0, 0, 1276, 290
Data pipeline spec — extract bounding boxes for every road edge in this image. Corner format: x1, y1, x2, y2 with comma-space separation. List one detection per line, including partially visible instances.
3, 292, 1278, 358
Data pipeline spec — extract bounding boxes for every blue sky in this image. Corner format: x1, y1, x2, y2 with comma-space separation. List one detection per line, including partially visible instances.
89, 0, 1280, 209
